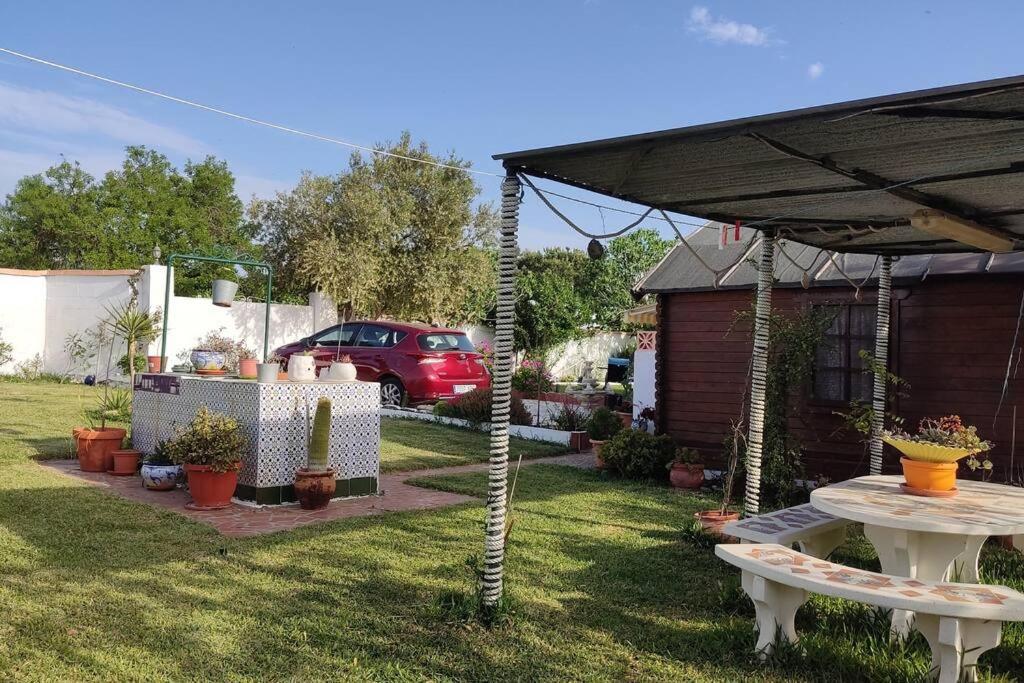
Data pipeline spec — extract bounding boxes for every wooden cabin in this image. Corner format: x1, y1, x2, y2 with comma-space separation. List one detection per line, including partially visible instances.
637, 224, 1024, 482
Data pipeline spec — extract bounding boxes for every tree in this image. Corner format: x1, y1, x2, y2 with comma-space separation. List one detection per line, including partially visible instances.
514, 248, 593, 354
251, 133, 497, 324
0, 147, 253, 284
585, 228, 675, 328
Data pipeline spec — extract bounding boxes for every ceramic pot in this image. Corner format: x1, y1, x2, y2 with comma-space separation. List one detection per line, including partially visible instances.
900, 457, 958, 494
591, 439, 607, 469
287, 355, 316, 382
257, 363, 279, 383
695, 509, 740, 540
190, 349, 226, 371
670, 462, 705, 489
325, 361, 357, 381
184, 463, 240, 509
211, 279, 238, 307
141, 463, 182, 491
111, 449, 141, 475
77, 427, 127, 472
294, 468, 337, 510
238, 358, 258, 378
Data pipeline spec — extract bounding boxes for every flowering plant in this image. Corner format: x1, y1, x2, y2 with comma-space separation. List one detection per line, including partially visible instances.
512, 359, 554, 395
475, 340, 494, 374
884, 415, 992, 470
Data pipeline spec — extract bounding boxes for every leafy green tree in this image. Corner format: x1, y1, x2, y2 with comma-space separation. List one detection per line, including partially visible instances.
0, 147, 252, 286
251, 133, 496, 324
585, 228, 674, 327
514, 248, 593, 354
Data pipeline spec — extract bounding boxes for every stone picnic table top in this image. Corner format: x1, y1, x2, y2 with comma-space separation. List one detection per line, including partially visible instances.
811, 475, 1024, 537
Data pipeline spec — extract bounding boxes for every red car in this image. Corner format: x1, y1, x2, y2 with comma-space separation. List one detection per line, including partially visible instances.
272, 321, 490, 406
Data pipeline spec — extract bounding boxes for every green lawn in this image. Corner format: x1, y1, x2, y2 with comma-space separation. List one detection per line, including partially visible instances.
1, 381, 1024, 680
0, 382, 567, 472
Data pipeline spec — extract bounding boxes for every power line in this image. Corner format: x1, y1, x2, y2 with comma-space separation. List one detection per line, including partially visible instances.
0, 46, 503, 178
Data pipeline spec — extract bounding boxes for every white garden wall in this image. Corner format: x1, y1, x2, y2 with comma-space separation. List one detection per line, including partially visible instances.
0, 264, 336, 378
543, 332, 633, 381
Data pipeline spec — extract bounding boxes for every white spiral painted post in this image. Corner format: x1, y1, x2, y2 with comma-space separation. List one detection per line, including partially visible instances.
868, 255, 892, 475
481, 171, 519, 608
744, 233, 776, 517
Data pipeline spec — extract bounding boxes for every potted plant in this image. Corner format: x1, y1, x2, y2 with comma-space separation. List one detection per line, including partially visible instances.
294, 398, 336, 509
106, 301, 162, 387
587, 406, 623, 469
669, 447, 705, 490
168, 407, 246, 510
325, 353, 357, 382
190, 349, 227, 373
238, 347, 258, 379
552, 402, 590, 452
257, 357, 279, 383
696, 422, 743, 536
77, 388, 131, 472
883, 415, 992, 496
141, 441, 182, 491
211, 265, 239, 307
287, 350, 317, 381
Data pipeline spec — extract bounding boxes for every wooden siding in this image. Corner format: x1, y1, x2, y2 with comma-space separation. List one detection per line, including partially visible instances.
657, 275, 1024, 482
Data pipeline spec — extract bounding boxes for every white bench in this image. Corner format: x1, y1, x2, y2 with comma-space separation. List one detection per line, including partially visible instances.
722, 503, 848, 558
716, 543, 1024, 683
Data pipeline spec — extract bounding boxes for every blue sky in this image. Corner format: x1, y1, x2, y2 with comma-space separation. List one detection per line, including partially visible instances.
2, 1, 1023, 249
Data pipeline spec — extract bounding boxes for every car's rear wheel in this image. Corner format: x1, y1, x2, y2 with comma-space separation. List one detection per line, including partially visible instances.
380, 378, 405, 407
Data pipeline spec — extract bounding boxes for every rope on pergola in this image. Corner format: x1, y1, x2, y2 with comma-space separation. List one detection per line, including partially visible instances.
869, 256, 893, 474
744, 233, 776, 516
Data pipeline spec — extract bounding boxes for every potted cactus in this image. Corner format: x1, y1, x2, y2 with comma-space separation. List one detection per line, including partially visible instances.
294, 397, 336, 509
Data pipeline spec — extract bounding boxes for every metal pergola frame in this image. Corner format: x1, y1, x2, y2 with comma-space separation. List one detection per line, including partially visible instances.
157, 253, 274, 371
481, 75, 1024, 607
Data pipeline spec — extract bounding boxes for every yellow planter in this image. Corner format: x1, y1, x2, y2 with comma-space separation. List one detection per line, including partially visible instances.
882, 436, 974, 464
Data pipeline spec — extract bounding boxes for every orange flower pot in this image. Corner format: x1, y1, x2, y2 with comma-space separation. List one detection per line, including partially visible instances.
900, 457, 958, 493
184, 463, 240, 510
77, 428, 126, 472
238, 358, 258, 378
110, 449, 141, 476
591, 440, 607, 469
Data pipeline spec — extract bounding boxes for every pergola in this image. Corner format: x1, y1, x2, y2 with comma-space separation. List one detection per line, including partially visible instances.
479, 75, 1024, 607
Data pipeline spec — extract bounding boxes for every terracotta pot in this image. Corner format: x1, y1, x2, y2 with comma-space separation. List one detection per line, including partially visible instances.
277, 371, 289, 381
695, 509, 740, 540
591, 439, 607, 469
72, 426, 86, 457
616, 411, 633, 428
238, 358, 258, 378
77, 428, 127, 472
146, 356, 167, 373
670, 462, 705, 489
900, 457, 958, 493
184, 463, 240, 509
111, 449, 141, 475
294, 468, 337, 510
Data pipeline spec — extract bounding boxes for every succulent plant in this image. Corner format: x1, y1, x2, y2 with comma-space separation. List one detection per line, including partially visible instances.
308, 397, 331, 471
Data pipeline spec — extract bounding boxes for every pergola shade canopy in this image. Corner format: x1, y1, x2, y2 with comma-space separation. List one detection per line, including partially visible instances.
496, 75, 1024, 255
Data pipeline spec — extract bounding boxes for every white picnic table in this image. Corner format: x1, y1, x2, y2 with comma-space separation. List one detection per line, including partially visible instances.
810, 474, 1024, 636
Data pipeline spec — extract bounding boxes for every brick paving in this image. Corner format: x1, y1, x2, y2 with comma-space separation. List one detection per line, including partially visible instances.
41, 451, 594, 538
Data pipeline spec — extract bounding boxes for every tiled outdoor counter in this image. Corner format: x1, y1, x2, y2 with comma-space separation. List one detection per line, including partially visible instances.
131, 374, 380, 505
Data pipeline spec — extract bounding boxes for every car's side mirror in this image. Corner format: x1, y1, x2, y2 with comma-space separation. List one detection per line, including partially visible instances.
301, 336, 312, 347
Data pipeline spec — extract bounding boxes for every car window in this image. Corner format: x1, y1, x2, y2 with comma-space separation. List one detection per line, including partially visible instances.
417, 333, 475, 352
312, 324, 360, 346
356, 324, 397, 348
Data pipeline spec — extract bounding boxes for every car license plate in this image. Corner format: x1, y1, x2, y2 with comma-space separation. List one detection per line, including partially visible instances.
454, 384, 475, 394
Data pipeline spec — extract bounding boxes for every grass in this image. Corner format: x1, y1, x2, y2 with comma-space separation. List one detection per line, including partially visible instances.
1, 381, 1024, 680
0, 382, 567, 472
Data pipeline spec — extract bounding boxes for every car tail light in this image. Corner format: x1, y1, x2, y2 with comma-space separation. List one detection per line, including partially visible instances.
415, 354, 446, 365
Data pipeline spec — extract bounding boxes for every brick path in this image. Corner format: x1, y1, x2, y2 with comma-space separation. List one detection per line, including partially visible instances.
41, 451, 594, 538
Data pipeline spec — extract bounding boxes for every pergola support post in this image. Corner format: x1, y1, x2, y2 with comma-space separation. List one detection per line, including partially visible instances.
868, 255, 893, 475
744, 233, 776, 517
481, 171, 520, 608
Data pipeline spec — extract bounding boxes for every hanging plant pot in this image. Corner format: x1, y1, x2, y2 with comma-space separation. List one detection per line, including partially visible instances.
211, 279, 239, 308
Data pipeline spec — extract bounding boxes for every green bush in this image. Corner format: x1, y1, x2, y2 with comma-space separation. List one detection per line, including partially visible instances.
434, 388, 532, 427
601, 429, 677, 480
586, 406, 622, 441
167, 407, 246, 473
117, 353, 148, 375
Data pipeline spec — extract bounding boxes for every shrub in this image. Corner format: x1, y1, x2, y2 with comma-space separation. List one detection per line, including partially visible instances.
117, 353, 148, 375
14, 353, 44, 381
167, 406, 246, 473
434, 388, 532, 427
85, 388, 132, 427
511, 360, 554, 395
601, 429, 677, 480
550, 402, 588, 432
586, 407, 622, 441
0, 327, 13, 368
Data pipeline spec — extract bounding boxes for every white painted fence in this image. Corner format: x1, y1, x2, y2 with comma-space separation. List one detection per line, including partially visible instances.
0, 264, 336, 378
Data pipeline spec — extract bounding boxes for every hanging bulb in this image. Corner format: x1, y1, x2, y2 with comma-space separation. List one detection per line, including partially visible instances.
801, 272, 810, 289
587, 238, 605, 260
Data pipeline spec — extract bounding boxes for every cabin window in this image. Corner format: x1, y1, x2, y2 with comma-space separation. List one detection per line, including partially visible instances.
812, 304, 876, 403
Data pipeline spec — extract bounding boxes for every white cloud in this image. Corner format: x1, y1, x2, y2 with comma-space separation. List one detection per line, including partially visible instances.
688, 6, 773, 46
0, 82, 208, 157
807, 62, 825, 80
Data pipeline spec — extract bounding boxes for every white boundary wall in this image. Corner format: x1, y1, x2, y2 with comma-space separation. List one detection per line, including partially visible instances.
0, 265, 336, 377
